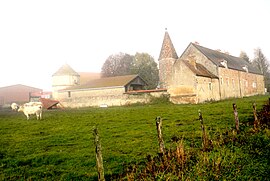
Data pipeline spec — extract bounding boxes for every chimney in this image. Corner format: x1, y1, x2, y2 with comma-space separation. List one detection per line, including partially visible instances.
194, 41, 200, 45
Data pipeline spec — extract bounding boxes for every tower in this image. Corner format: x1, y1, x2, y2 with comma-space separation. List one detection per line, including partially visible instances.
158, 30, 178, 88
52, 64, 80, 98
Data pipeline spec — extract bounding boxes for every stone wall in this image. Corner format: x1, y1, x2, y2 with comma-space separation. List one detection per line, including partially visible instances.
56, 87, 168, 108
181, 44, 218, 76
219, 67, 265, 99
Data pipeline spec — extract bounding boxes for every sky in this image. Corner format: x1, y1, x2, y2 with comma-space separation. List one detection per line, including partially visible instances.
0, 0, 269, 91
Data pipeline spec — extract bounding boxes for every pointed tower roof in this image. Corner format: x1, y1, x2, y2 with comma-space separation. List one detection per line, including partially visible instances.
52, 64, 79, 76
159, 30, 178, 60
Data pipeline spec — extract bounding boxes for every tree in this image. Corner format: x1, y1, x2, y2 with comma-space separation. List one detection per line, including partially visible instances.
239, 51, 250, 62
132, 53, 159, 89
253, 48, 269, 76
101, 52, 159, 89
252, 48, 270, 90
101, 52, 134, 77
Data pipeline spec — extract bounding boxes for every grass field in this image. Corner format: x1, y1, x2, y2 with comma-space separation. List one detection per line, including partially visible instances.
0, 95, 270, 180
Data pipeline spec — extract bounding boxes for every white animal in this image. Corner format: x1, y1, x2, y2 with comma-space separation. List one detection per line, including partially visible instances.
11, 103, 19, 111
18, 103, 43, 120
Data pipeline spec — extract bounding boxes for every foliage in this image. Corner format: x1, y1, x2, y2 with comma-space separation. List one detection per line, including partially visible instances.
239, 51, 250, 62
101, 52, 134, 77
0, 95, 269, 180
101, 52, 159, 89
132, 53, 159, 89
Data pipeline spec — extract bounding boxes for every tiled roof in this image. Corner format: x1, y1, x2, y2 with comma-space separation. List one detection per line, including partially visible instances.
52, 64, 79, 76
159, 31, 178, 60
65, 74, 140, 90
191, 43, 262, 75
183, 60, 218, 78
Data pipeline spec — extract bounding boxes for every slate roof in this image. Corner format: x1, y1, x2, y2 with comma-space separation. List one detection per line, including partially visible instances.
52, 64, 79, 76
65, 74, 142, 90
191, 43, 262, 75
183, 60, 218, 79
159, 31, 178, 60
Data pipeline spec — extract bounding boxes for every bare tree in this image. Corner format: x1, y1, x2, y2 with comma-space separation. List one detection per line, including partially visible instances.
253, 48, 269, 76
253, 48, 270, 90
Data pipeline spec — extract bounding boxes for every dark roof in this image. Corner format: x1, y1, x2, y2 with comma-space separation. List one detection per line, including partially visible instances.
159, 31, 178, 60
52, 64, 79, 76
65, 75, 143, 90
191, 43, 262, 75
183, 60, 218, 79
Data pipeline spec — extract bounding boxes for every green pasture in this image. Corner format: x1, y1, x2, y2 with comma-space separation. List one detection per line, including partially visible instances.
0, 95, 269, 180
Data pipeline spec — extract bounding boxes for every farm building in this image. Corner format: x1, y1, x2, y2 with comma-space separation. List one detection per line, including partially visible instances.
53, 74, 165, 108
159, 31, 265, 103
52, 31, 265, 107
0, 84, 42, 107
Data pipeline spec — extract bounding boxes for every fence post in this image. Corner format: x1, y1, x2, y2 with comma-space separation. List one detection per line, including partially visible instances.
233, 103, 239, 132
93, 127, 105, 181
198, 110, 207, 150
155, 116, 165, 154
253, 103, 259, 129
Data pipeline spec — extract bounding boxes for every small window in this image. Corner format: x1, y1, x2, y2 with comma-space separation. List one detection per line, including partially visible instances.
232, 79, 235, 88
209, 82, 212, 90
220, 77, 223, 85
252, 82, 257, 88
226, 77, 229, 86
68, 91, 71, 98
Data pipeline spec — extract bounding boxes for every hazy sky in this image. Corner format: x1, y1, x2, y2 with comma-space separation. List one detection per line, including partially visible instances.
0, 0, 269, 91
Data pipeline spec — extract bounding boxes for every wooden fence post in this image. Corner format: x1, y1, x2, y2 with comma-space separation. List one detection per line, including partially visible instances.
253, 103, 259, 129
93, 127, 105, 181
155, 116, 165, 154
198, 110, 207, 150
233, 103, 239, 132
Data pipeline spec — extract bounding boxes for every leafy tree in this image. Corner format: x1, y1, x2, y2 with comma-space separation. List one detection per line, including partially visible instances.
132, 53, 159, 89
101, 52, 134, 77
101, 52, 159, 89
239, 51, 250, 62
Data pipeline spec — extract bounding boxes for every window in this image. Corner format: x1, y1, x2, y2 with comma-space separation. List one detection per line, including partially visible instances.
232, 79, 235, 88
209, 82, 212, 90
220, 76, 223, 85
68, 91, 71, 98
252, 82, 257, 88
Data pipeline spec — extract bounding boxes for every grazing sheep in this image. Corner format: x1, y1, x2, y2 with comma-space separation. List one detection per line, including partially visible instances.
18, 104, 43, 120
11, 103, 19, 111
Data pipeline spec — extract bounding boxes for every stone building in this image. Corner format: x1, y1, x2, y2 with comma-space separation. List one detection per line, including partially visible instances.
52, 64, 80, 96
159, 31, 265, 103
53, 74, 163, 108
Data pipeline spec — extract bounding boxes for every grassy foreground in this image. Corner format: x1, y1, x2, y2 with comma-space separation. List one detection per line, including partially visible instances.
0, 95, 269, 180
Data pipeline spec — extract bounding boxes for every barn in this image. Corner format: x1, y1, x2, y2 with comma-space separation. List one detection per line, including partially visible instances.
0, 84, 42, 107
55, 74, 153, 107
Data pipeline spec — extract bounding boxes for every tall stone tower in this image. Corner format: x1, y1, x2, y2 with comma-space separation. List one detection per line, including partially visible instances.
158, 30, 178, 89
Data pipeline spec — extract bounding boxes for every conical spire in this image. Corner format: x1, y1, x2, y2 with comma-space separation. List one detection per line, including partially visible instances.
159, 30, 178, 60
